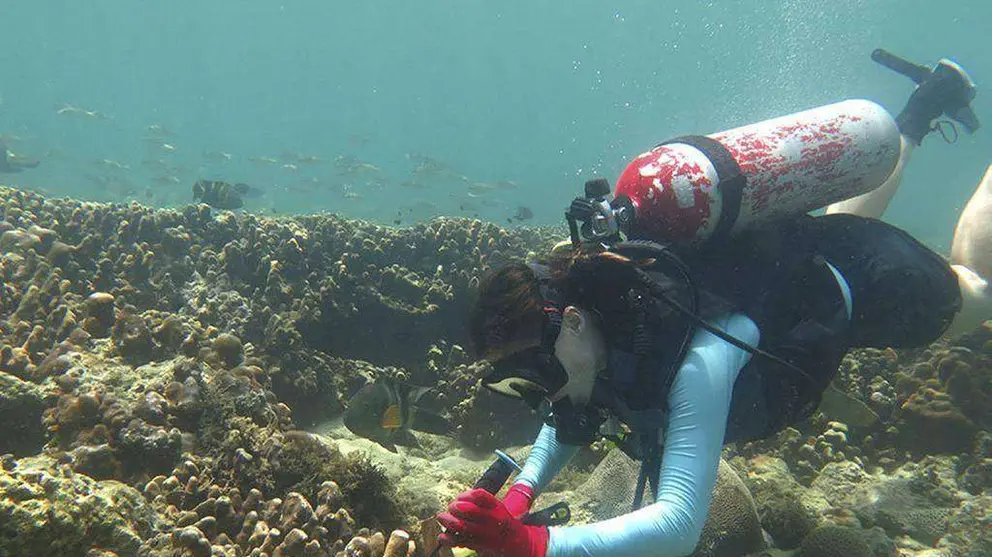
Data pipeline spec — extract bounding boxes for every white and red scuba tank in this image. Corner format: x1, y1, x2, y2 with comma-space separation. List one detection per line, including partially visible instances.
567, 99, 903, 246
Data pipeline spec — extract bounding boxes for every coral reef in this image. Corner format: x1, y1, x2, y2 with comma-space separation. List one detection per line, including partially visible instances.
0, 187, 559, 555
732, 449, 992, 556
693, 460, 765, 557
0, 455, 159, 556
797, 524, 873, 557
0, 370, 49, 456
138, 452, 406, 557
0, 185, 989, 557
730, 455, 821, 550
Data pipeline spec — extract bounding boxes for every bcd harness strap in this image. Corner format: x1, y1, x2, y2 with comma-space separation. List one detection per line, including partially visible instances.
655, 135, 747, 244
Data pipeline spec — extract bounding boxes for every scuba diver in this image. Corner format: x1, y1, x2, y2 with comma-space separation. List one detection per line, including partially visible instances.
435, 50, 988, 557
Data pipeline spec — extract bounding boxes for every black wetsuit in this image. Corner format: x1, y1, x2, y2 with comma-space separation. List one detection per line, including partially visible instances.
680, 213, 962, 442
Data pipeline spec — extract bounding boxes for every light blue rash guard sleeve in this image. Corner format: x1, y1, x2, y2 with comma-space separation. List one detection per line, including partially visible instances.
514, 422, 580, 494
546, 313, 760, 557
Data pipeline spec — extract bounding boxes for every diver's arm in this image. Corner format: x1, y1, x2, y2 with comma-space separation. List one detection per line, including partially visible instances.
546, 314, 759, 557
513, 422, 580, 494
825, 134, 914, 219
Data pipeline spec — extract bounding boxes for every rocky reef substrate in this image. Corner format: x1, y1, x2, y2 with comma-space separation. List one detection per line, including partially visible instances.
0, 186, 988, 557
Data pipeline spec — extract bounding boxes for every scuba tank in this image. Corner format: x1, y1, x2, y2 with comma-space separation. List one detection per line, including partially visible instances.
565, 49, 978, 247
568, 100, 901, 246
616, 99, 901, 243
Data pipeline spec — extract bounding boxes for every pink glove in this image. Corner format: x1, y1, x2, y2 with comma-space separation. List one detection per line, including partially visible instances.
437, 488, 549, 557
502, 483, 537, 519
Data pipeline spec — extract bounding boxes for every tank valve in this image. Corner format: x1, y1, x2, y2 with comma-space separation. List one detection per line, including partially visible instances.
565, 178, 635, 247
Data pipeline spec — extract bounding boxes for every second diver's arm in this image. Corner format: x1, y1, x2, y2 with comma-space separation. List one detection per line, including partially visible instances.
545, 313, 759, 557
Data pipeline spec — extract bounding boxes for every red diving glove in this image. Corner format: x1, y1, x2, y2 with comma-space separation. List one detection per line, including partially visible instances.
502, 483, 537, 519
437, 488, 549, 557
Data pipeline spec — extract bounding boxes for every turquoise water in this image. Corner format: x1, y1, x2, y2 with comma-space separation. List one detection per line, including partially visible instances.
1, 0, 989, 250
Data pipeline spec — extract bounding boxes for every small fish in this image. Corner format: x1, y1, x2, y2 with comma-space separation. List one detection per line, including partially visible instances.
817, 384, 879, 428
399, 200, 438, 217
468, 182, 497, 195
249, 156, 279, 165
55, 103, 111, 120
154, 175, 181, 186
343, 376, 454, 452
94, 158, 130, 170
407, 153, 449, 175
192, 179, 255, 210
281, 152, 323, 164
508, 205, 534, 223
335, 155, 383, 177
145, 124, 173, 137
0, 141, 39, 174
203, 151, 234, 162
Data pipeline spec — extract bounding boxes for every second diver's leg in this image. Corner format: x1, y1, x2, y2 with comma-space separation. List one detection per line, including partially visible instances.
827, 54, 978, 220
944, 163, 992, 339
825, 135, 915, 219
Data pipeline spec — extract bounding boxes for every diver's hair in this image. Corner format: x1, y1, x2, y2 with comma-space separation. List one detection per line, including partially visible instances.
470, 246, 731, 360
554, 248, 665, 346
469, 262, 546, 359
552, 246, 732, 347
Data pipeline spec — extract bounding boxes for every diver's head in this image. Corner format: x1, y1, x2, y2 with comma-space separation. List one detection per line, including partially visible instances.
471, 251, 648, 422
469, 261, 566, 408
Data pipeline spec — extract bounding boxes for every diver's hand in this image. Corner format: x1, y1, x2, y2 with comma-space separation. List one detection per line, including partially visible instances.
502, 483, 536, 519
437, 488, 549, 557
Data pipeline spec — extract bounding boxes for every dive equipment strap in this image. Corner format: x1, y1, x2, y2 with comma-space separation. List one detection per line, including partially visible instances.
656, 135, 746, 243
631, 430, 661, 511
